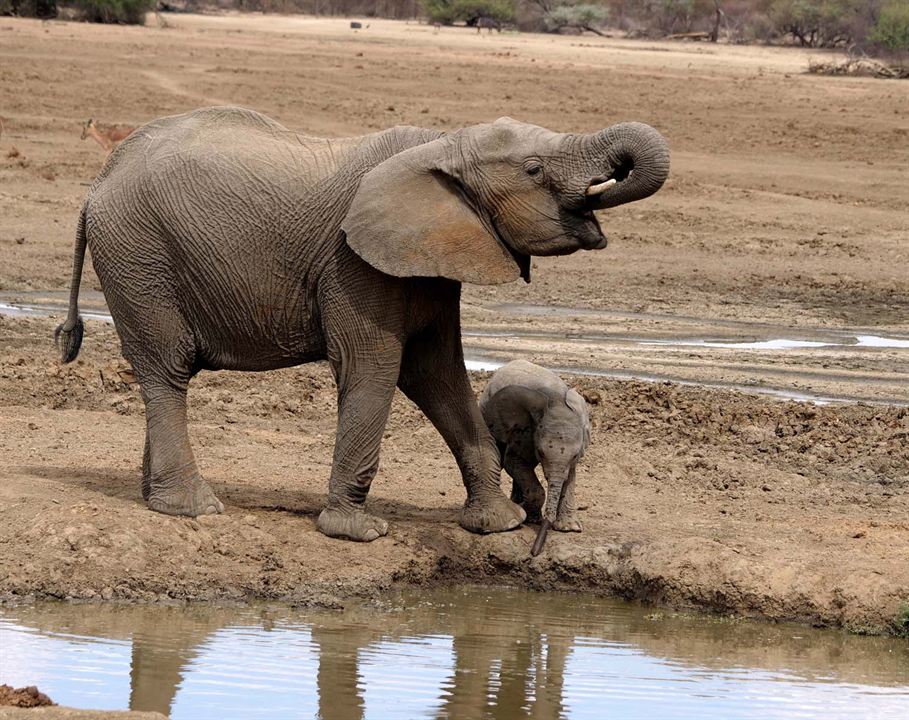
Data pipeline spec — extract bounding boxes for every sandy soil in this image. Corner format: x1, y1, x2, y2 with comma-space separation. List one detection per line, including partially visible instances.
0, 14, 907, 634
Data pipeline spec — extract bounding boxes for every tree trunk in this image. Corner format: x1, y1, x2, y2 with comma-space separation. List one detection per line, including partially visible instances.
710, 0, 722, 43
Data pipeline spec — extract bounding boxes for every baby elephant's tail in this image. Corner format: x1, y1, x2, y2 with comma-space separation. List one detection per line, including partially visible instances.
54, 206, 87, 363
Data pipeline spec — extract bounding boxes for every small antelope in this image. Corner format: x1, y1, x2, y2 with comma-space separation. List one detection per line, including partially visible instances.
81, 118, 134, 154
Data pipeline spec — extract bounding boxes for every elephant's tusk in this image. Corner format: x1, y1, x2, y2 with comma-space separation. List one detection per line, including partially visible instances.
585, 178, 617, 196
530, 519, 552, 557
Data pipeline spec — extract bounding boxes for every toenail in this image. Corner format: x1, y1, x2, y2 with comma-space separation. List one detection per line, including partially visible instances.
364, 529, 379, 542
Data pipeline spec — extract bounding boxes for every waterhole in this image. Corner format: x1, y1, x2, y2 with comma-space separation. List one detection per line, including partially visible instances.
1, 587, 907, 719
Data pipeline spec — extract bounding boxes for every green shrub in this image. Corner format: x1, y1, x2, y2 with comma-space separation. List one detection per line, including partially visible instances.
421, 0, 515, 25
643, 0, 697, 35
892, 602, 909, 637
543, 2, 609, 33
71, 0, 155, 23
0, 0, 57, 16
770, 0, 860, 47
870, 1, 909, 53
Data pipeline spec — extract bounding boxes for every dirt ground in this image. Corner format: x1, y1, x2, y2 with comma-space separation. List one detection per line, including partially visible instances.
0, 684, 163, 720
0, 14, 907, 635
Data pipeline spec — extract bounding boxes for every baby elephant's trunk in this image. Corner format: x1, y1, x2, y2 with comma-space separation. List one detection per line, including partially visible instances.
530, 463, 570, 557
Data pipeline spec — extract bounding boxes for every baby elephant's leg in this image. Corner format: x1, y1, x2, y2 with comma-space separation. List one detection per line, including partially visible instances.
503, 447, 545, 523
553, 466, 582, 533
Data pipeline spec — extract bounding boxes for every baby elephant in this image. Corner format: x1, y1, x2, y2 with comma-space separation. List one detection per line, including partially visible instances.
480, 360, 591, 555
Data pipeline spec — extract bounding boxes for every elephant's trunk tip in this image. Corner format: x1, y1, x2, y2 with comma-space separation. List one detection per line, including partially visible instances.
586, 122, 670, 209
530, 519, 551, 557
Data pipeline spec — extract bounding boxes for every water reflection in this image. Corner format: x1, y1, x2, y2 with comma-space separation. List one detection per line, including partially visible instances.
1, 588, 908, 719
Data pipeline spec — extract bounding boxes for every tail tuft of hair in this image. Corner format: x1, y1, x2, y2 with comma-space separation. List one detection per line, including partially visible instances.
54, 316, 85, 364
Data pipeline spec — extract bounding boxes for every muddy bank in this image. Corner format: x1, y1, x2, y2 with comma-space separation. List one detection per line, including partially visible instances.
0, 688, 155, 720
0, 711, 164, 720
1, 318, 907, 635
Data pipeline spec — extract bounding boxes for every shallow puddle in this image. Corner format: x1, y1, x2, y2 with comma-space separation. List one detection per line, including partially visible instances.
1, 587, 907, 719
0, 302, 113, 324
3, 294, 907, 405
642, 336, 909, 350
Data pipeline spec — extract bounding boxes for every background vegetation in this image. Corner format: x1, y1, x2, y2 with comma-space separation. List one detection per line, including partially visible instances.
1, 0, 906, 61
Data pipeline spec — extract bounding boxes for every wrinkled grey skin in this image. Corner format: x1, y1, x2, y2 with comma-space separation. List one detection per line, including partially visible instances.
55, 106, 668, 543
480, 360, 590, 539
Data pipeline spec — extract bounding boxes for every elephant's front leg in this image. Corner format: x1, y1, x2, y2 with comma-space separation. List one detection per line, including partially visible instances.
398, 328, 525, 534
316, 281, 404, 542
317, 359, 401, 542
553, 467, 582, 533
502, 446, 545, 524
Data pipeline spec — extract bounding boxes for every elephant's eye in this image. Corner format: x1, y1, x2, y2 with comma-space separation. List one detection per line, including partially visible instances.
525, 163, 543, 177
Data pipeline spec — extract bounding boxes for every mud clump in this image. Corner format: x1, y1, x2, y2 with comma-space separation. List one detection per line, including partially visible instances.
0, 685, 55, 708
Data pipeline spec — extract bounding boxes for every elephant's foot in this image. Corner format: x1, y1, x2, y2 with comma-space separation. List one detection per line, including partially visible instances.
510, 488, 543, 524
553, 514, 582, 533
317, 506, 389, 542
147, 477, 224, 517
511, 483, 546, 523
521, 505, 543, 524
460, 494, 526, 534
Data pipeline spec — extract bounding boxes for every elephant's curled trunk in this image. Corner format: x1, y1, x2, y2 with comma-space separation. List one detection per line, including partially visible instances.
584, 122, 670, 209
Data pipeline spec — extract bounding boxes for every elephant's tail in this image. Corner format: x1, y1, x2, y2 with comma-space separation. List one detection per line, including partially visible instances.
54, 205, 87, 364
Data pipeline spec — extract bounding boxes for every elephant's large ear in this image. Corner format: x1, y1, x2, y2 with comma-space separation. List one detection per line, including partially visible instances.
565, 388, 591, 451
341, 137, 522, 285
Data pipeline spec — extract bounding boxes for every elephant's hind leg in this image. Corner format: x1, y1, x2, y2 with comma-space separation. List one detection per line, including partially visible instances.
124, 320, 222, 517
141, 383, 222, 517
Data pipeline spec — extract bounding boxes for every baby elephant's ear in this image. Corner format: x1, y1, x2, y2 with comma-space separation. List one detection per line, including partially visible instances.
566, 388, 591, 449
341, 137, 521, 285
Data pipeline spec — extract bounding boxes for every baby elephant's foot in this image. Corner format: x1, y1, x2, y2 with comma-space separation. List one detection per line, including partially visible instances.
522, 506, 543, 524
511, 491, 543, 524
318, 507, 389, 542
553, 513, 582, 533
460, 494, 526, 534
147, 477, 224, 517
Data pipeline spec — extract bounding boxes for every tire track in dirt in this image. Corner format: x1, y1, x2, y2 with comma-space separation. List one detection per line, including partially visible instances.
141, 70, 231, 108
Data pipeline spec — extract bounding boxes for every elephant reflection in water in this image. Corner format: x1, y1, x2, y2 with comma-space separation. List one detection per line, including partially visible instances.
7, 598, 580, 718
8, 595, 904, 718
438, 629, 569, 719
310, 609, 573, 720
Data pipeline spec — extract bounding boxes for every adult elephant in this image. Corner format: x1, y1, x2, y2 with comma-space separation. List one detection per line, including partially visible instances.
56, 107, 669, 542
